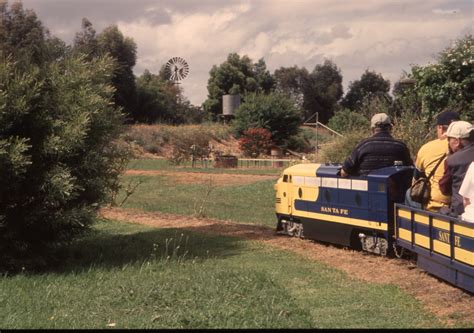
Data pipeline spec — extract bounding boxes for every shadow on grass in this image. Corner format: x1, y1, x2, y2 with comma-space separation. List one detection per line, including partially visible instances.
50, 225, 247, 274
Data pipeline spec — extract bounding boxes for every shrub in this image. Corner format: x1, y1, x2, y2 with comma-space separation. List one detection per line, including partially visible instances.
0, 54, 128, 271
238, 128, 273, 157
233, 92, 302, 146
327, 109, 370, 134
319, 130, 369, 164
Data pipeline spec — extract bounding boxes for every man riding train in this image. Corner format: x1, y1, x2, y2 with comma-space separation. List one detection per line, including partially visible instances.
339, 111, 473, 221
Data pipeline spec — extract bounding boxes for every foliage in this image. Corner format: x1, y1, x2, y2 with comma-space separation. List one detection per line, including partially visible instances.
0, 1, 70, 67
203, 53, 275, 119
407, 34, 473, 123
96, 25, 138, 122
168, 129, 211, 165
328, 109, 370, 134
0, 7, 128, 270
123, 123, 233, 157
321, 95, 431, 163
274, 65, 308, 109
73, 18, 98, 60
283, 129, 314, 152
73, 20, 138, 122
319, 130, 368, 164
341, 70, 391, 111
303, 59, 344, 123
232, 92, 302, 146
238, 128, 273, 157
274, 60, 344, 123
135, 70, 206, 124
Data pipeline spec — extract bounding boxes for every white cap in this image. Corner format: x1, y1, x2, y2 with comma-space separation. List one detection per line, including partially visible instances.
446, 121, 473, 139
370, 113, 391, 128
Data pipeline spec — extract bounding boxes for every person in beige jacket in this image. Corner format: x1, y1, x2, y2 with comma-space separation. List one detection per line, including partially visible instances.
409, 110, 459, 211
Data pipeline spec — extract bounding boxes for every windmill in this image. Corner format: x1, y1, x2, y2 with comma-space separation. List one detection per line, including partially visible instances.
165, 57, 189, 85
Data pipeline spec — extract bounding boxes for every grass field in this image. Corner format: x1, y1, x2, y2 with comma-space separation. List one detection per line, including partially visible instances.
118, 174, 277, 227
2, 159, 469, 329
0, 220, 440, 329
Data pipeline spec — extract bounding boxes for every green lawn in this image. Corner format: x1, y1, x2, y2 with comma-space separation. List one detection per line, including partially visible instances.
0, 220, 441, 329
118, 174, 278, 227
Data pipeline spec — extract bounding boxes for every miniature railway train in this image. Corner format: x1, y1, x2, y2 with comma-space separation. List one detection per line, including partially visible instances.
274, 163, 474, 293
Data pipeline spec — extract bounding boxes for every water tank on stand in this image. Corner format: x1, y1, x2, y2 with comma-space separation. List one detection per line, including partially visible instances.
222, 94, 240, 122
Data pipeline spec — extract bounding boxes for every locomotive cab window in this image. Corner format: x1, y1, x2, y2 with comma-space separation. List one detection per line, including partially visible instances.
283, 174, 289, 182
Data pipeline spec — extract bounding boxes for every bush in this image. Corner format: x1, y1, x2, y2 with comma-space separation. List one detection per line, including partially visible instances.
233, 92, 302, 146
238, 128, 273, 157
0, 54, 128, 271
319, 130, 369, 164
327, 109, 370, 134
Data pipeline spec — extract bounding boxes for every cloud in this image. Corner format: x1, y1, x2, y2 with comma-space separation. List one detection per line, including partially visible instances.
20, 0, 473, 105
432, 8, 459, 15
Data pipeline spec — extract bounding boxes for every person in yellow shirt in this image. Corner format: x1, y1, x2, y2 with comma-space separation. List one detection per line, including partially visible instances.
409, 110, 460, 211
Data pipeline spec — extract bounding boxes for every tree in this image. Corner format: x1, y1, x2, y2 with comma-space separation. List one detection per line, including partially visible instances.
0, 1, 51, 64
97, 25, 138, 122
409, 34, 473, 122
341, 70, 391, 111
274, 60, 343, 124
303, 60, 344, 123
73, 18, 99, 60
203, 53, 275, 119
233, 92, 302, 146
136, 69, 206, 124
274, 65, 309, 109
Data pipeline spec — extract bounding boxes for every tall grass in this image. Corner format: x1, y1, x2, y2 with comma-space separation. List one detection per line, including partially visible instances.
123, 123, 233, 156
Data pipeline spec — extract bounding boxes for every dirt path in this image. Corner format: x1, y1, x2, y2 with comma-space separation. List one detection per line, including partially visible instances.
100, 207, 473, 327
125, 169, 278, 186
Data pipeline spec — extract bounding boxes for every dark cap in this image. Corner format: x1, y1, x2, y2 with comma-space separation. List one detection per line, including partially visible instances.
436, 110, 460, 126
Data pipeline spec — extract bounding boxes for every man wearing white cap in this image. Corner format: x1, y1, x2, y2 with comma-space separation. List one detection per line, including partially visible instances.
341, 113, 412, 177
439, 120, 474, 216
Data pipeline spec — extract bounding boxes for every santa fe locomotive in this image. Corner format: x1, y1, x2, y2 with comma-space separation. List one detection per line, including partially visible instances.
274, 163, 473, 293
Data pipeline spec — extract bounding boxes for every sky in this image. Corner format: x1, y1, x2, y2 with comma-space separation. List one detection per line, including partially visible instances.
21, 0, 473, 106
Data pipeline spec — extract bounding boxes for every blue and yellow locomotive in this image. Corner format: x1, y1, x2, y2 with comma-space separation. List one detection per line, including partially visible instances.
274, 163, 474, 293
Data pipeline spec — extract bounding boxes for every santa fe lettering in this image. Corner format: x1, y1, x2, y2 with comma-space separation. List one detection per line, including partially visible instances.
437, 231, 461, 247
320, 206, 349, 215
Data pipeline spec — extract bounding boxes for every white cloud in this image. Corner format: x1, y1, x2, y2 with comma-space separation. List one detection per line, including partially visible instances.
21, 0, 473, 105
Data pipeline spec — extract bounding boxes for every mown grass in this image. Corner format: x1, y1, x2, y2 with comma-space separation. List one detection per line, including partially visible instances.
118, 174, 277, 227
0, 220, 441, 329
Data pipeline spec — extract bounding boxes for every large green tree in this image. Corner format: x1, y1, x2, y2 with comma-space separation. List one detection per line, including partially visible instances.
303, 60, 344, 123
341, 70, 391, 111
274, 60, 343, 123
274, 65, 309, 109
203, 53, 274, 119
72, 20, 138, 122
97, 25, 138, 122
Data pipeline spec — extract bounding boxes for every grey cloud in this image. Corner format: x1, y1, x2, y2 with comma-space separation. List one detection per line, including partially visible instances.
22, 0, 171, 42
